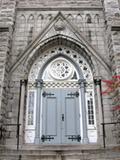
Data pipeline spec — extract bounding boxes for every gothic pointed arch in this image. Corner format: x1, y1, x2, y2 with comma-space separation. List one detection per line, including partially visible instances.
10, 12, 111, 76
25, 45, 97, 144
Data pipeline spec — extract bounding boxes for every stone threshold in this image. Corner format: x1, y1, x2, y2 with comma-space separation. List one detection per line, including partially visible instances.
21, 143, 101, 151
2, 143, 100, 150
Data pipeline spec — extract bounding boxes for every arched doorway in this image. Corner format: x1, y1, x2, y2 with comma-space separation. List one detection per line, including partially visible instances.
40, 57, 81, 144
25, 46, 97, 144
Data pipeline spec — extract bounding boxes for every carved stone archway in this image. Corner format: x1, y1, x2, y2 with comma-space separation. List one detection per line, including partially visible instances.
25, 45, 97, 144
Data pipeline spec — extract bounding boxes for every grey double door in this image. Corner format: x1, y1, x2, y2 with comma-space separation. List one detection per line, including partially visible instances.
41, 88, 81, 144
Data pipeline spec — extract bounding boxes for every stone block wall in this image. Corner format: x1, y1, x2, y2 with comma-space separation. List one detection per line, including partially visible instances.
3, 0, 114, 147
0, 27, 10, 120
0, 0, 16, 144
11, 9, 108, 64
0, 0, 119, 147
111, 27, 120, 144
103, 0, 120, 144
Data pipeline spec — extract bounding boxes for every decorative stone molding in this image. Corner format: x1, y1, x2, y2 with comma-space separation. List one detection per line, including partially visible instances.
35, 79, 43, 88
10, 12, 110, 75
54, 19, 65, 31
28, 46, 93, 82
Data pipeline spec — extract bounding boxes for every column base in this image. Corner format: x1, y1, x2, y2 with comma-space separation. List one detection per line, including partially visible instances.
82, 137, 89, 144
34, 137, 40, 144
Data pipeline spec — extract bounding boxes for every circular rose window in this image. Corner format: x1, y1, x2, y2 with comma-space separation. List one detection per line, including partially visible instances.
50, 58, 73, 80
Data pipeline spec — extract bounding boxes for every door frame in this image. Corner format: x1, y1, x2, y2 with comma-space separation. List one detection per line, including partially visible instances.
34, 55, 89, 144
40, 87, 81, 144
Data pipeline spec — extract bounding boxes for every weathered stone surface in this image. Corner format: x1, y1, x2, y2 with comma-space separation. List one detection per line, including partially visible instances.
0, 0, 120, 159
0, 147, 120, 160
18, 0, 102, 8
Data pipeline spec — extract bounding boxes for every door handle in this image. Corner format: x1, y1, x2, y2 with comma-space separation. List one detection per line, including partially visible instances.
62, 114, 64, 121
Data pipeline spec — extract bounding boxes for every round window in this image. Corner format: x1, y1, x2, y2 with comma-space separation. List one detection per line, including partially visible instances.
50, 58, 73, 80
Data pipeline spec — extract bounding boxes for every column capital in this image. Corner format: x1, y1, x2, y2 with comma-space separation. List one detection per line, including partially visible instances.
20, 79, 28, 85
94, 79, 101, 86
78, 79, 86, 88
35, 79, 43, 88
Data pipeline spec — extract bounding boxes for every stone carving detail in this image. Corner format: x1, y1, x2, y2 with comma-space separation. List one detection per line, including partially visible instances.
50, 58, 73, 80
28, 47, 93, 82
27, 15, 34, 44
54, 19, 65, 31
43, 81, 79, 88
86, 14, 92, 23
36, 14, 44, 33
26, 47, 96, 143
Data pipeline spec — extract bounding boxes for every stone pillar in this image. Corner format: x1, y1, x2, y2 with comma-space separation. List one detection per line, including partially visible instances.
34, 79, 43, 144
94, 79, 104, 145
19, 80, 27, 143
78, 79, 89, 143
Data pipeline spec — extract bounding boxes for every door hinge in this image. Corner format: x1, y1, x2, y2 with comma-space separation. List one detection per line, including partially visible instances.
41, 135, 54, 142
68, 135, 81, 142
42, 91, 54, 97
62, 114, 64, 121
67, 91, 79, 97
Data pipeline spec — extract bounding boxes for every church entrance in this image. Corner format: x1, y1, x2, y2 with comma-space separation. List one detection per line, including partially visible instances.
41, 88, 81, 144
25, 46, 97, 144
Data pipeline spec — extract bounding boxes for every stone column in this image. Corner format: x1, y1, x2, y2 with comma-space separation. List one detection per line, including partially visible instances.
34, 79, 43, 144
94, 79, 104, 145
78, 79, 89, 143
19, 80, 27, 143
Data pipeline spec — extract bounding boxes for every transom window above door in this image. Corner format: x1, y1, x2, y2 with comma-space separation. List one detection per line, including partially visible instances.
42, 57, 79, 81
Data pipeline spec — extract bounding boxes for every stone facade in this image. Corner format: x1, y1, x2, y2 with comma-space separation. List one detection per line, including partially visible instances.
0, 0, 120, 159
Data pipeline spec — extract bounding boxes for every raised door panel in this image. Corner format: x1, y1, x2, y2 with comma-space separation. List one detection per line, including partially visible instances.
65, 97, 77, 135
45, 97, 57, 135
62, 89, 81, 143
41, 89, 61, 144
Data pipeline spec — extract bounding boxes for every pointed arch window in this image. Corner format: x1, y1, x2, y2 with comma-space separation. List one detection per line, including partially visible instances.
18, 15, 26, 35
36, 14, 44, 33
76, 14, 84, 32
86, 14, 92, 23
67, 14, 73, 21
94, 14, 100, 24
47, 14, 53, 21
27, 15, 34, 44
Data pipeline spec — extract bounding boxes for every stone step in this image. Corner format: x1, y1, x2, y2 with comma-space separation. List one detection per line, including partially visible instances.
4, 143, 101, 151
0, 146, 120, 158
0, 148, 120, 160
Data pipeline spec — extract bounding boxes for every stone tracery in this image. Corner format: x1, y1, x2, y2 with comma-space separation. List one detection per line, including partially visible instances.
28, 46, 93, 82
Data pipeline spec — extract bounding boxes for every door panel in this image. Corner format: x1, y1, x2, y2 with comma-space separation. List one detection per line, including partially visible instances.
41, 89, 61, 144
62, 89, 81, 143
65, 97, 77, 135
41, 88, 80, 144
45, 97, 57, 135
